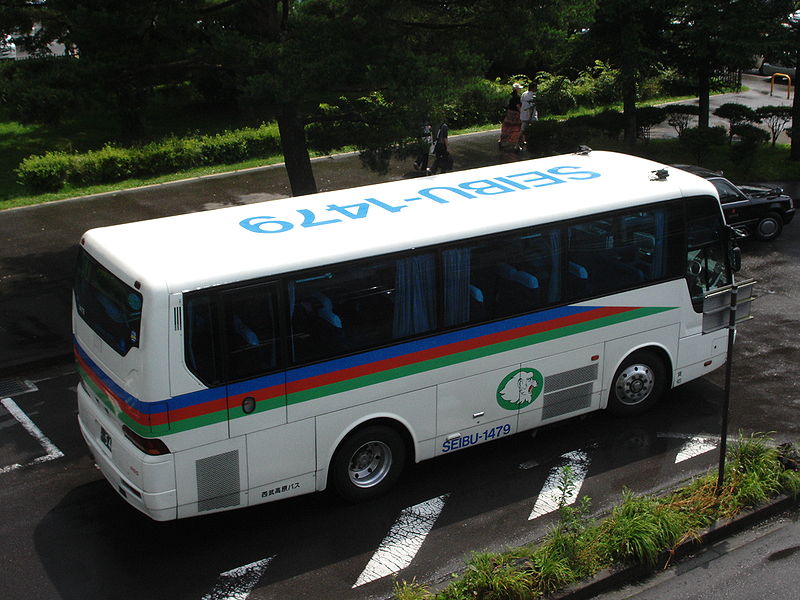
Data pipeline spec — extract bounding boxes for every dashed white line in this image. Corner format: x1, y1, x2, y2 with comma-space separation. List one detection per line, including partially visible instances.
201, 556, 274, 600
528, 450, 590, 520
353, 494, 448, 588
1, 397, 64, 474
658, 432, 719, 463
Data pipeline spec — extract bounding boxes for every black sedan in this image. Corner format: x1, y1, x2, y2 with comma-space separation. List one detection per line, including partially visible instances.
673, 165, 795, 241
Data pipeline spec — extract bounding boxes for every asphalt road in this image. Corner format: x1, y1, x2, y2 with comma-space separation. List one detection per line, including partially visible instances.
0, 72, 798, 600
1, 219, 798, 600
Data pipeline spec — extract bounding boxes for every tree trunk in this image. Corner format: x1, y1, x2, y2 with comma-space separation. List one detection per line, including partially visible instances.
623, 74, 637, 146
698, 61, 711, 129
277, 104, 317, 196
791, 52, 800, 161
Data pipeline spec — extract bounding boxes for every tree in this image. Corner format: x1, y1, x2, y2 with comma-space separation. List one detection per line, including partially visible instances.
756, 105, 792, 146
0, 1, 508, 195
713, 103, 760, 143
668, 0, 795, 129
761, 2, 800, 160
588, 0, 672, 146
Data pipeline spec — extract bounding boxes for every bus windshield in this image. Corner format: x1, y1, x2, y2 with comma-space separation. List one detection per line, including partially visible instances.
74, 249, 142, 356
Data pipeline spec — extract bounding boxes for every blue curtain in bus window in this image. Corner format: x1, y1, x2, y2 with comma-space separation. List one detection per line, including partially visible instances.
547, 230, 562, 303
442, 247, 472, 327
393, 254, 437, 338
652, 209, 666, 279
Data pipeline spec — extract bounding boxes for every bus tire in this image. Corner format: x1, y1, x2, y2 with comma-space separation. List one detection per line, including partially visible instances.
755, 212, 783, 241
607, 349, 667, 416
329, 425, 406, 502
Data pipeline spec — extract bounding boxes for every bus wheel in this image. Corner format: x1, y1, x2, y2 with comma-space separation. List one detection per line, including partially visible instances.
330, 425, 406, 501
755, 212, 782, 241
608, 350, 667, 416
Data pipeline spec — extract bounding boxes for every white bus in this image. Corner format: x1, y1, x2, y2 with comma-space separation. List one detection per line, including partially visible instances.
74, 151, 739, 521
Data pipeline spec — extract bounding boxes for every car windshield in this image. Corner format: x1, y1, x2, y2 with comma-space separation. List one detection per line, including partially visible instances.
710, 179, 743, 203
74, 249, 142, 356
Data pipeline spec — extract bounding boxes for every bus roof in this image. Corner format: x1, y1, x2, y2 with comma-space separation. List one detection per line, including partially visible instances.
82, 151, 717, 293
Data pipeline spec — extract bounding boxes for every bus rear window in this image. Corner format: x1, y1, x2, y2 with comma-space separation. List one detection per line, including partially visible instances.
74, 249, 142, 356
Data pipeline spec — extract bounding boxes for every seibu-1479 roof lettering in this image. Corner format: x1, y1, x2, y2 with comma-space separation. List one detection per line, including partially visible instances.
239, 165, 601, 235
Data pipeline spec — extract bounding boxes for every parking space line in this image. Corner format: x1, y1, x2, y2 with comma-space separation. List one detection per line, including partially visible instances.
201, 556, 274, 600
0, 397, 64, 474
658, 432, 719, 463
353, 494, 448, 588
528, 450, 590, 520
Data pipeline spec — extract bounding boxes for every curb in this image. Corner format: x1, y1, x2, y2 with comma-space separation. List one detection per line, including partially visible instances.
549, 492, 800, 600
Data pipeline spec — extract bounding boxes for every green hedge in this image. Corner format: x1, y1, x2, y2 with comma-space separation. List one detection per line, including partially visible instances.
16, 123, 282, 192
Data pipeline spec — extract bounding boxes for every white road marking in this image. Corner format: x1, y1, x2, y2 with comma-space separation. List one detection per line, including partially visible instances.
657, 432, 719, 463
201, 556, 274, 600
529, 450, 590, 520
0, 397, 64, 474
353, 494, 448, 588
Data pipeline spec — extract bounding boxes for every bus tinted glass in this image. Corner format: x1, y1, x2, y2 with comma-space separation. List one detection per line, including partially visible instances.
290, 252, 438, 364
566, 204, 683, 299
686, 195, 731, 310
74, 249, 142, 356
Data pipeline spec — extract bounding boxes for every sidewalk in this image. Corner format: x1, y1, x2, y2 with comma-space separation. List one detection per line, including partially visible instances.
0, 73, 794, 375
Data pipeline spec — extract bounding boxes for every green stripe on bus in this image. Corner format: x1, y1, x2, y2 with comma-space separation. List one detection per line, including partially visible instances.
287, 306, 674, 405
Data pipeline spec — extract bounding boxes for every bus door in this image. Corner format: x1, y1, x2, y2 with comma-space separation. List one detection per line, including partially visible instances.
220, 282, 287, 437
435, 364, 522, 456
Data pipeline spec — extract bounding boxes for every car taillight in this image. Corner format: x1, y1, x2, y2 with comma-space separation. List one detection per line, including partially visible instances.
122, 425, 171, 456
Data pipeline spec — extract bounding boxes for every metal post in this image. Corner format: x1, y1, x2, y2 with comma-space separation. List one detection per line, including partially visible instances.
716, 286, 738, 494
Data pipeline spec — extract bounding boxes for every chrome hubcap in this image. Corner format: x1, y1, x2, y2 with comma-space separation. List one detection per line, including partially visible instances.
614, 363, 655, 406
348, 441, 392, 488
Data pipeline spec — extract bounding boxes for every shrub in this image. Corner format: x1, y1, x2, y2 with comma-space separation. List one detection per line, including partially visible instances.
536, 72, 576, 116
731, 124, 770, 174
599, 491, 688, 566
713, 103, 760, 143
679, 125, 727, 163
70, 144, 137, 186
664, 104, 700, 137
445, 78, 507, 128
15, 151, 72, 192
15, 124, 283, 192
572, 61, 620, 108
755, 106, 793, 146
636, 107, 666, 142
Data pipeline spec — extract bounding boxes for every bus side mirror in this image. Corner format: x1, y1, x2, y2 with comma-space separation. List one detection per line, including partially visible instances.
729, 245, 741, 272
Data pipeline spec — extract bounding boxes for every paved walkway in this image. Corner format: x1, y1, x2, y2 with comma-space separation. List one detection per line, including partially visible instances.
0, 73, 795, 374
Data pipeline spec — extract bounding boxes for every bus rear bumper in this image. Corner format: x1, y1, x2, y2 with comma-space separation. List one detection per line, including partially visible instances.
77, 386, 178, 521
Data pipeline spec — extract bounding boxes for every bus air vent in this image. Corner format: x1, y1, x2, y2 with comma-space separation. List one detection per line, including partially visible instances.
173, 307, 183, 331
196, 450, 240, 512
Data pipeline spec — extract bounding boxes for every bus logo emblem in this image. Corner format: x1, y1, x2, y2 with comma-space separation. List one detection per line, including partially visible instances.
496, 368, 544, 410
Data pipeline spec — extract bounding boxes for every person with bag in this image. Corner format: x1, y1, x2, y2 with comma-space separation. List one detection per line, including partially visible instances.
413, 121, 433, 172
428, 121, 452, 175
499, 83, 523, 151
517, 82, 538, 151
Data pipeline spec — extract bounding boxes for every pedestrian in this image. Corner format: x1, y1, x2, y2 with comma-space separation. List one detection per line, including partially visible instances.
428, 121, 452, 175
413, 121, 433, 173
518, 82, 538, 150
499, 83, 523, 151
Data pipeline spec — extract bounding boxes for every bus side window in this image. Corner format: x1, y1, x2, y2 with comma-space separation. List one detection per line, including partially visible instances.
289, 252, 438, 365
442, 227, 561, 326
223, 284, 280, 380
685, 196, 731, 311
184, 293, 221, 386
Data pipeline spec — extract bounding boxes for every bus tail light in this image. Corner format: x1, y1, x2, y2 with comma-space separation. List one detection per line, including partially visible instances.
123, 425, 171, 456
